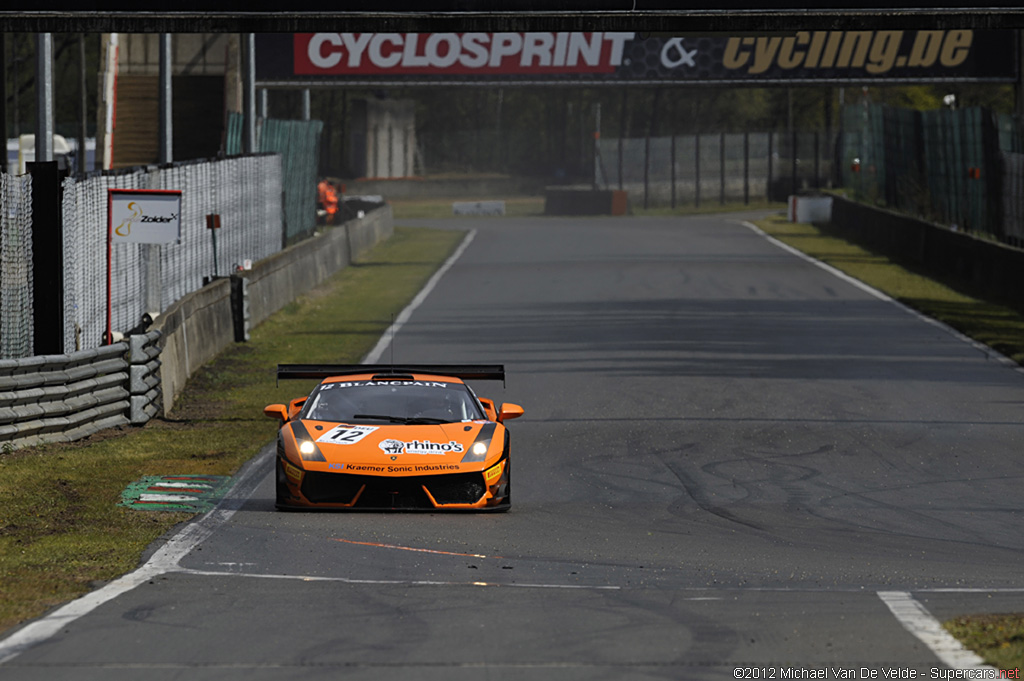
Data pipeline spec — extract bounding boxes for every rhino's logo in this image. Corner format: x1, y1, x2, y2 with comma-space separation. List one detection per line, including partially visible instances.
379, 439, 405, 455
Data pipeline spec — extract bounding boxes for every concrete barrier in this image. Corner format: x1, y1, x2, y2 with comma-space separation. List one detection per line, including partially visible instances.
154, 205, 394, 415
153, 279, 235, 415
345, 203, 395, 262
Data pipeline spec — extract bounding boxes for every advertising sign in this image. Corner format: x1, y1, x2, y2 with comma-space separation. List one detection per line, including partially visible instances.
105, 189, 183, 345
257, 30, 1017, 85
108, 189, 182, 245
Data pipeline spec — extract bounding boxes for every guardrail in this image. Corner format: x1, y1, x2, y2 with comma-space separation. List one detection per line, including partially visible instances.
0, 331, 161, 451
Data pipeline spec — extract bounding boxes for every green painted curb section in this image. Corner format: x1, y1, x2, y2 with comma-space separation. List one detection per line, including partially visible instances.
120, 475, 233, 512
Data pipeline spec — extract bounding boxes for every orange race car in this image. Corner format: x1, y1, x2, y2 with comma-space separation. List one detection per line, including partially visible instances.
264, 365, 523, 511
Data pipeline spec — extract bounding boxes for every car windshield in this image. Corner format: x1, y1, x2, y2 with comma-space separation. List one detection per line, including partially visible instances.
300, 379, 485, 424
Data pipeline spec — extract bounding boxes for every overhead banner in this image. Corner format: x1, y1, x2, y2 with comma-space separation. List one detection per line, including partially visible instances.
256, 30, 1017, 85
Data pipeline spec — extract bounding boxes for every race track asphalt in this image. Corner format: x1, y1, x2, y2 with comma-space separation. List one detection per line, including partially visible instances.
2, 213, 1022, 680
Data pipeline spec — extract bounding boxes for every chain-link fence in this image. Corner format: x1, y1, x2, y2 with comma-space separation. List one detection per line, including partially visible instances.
838, 103, 1010, 240
0, 173, 34, 359
225, 113, 323, 244
594, 131, 835, 208
1002, 152, 1024, 244
59, 154, 283, 355
259, 118, 323, 244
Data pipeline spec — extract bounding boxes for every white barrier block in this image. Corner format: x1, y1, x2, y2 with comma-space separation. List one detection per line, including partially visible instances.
453, 201, 505, 216
788, 195, 833, 224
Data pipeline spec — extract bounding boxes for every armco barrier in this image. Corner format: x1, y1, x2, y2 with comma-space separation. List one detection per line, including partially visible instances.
828, 196, 1024, 307
0, 331, 161, 450
154, 205, 394, 416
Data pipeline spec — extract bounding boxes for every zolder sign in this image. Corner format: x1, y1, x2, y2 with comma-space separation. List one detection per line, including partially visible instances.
108, 189, 183, 245
257, 30, 1017, 84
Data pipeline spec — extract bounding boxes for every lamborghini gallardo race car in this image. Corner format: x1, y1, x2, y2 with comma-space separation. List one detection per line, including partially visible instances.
263, 364, 523, 511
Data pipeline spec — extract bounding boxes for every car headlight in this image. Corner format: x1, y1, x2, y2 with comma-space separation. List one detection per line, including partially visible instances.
462, 423, 497, 463
290, 421, 326, 462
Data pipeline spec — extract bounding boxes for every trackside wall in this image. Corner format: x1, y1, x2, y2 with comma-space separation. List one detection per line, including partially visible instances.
152, 279, 235, 416
827, 196, 1024, 307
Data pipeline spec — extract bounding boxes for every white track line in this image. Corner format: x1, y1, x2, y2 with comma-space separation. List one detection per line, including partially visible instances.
363, 229, 477, 363
741, 220, 1024, 376
877, 591, 994, 670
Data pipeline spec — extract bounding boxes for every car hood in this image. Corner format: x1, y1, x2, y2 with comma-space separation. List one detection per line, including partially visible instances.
298, 419, 497, 465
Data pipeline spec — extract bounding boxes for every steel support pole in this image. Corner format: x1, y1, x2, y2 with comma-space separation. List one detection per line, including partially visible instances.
242, 33, 256, 153
743, 131, 750, 204
78, 34, 88, 174
302, 89, 311, 121
720, 131, 726, 205
0, 34, 7, 172
35, 33, 53, 163
29, 161, 62, 354
159, 34, 172, 164
695, 132, 701, 208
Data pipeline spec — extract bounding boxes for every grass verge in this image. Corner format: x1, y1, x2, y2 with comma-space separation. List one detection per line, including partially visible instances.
944, 615, 1024, 672
0, 225, 467, 636
755, 213, 1024, 671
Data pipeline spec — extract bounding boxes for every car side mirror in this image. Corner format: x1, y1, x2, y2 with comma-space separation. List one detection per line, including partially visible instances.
263, 404, 289, 422
288, 397, 307, 420
497, 403, 524, 423
478, 397, 497, 421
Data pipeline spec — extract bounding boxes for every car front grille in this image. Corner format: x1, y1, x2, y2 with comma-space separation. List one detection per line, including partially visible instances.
301, 471, 486, 509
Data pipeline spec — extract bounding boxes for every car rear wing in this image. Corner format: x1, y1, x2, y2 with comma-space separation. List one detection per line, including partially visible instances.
277, 364, 505, 385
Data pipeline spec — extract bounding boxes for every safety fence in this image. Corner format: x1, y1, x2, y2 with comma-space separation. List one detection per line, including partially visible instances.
838, 103, 1024, 245
225, 113, 323, 244
0, 173, 34, 360
595, 131, 836, 209
1002, 153, 1024, 245
0, 330, 161, 451
260, 119, 324, 244
61, 154, 284, 357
